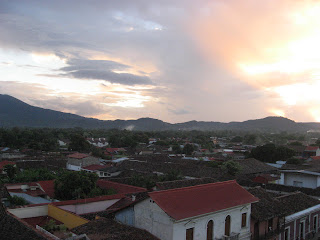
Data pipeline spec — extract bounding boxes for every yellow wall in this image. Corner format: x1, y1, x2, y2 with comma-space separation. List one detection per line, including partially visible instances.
48, 204, 89, 229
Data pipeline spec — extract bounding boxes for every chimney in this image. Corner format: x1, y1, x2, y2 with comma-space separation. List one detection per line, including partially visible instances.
131, 195, 136, 202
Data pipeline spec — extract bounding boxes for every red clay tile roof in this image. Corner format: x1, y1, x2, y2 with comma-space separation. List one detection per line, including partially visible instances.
97, 180, 147, 194
0, 160, 15, 170
105, 148, 126, 153
82, 164, 105, 171
149, 180, 258, 221
305, 146, 319, 151
67, 153, 89, 159
37, 180, 55, 199
311, 156, 320, 161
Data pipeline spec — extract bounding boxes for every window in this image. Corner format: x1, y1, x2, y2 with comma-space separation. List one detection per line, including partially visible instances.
299, 221, 305, 239
241, 213, 247, 228
268, 219, 273, 231
225, 215, 231, 236
186, 228, 194, 240
207, 220, 213, 240
314, 215, 318, 232
284, 227, 290, 240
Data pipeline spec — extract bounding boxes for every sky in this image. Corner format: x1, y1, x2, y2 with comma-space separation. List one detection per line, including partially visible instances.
1, 0, 320, 123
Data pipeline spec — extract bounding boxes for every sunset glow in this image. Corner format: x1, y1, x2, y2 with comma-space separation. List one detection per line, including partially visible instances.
1, 1, 320, 122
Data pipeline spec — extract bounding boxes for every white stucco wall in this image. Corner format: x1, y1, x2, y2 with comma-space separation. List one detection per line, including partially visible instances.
134, 198, 251, 240
66, 163, 81, 171
172, 204, 251, 240
284, 172, 318, 188
59, 199, 120, 215
134, 198, 174, 240
8, 205, 48, 218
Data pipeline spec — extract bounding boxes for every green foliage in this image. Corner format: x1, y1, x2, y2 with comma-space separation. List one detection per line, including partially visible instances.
126, 171, 183, 190
13, 169, 55, 183
3, 164, 16, 179
43, 219, 67, 233
172, 144, 182, 154
68, 134, 90, 152
286, 158, 305, 165
0, 128, 59, 151
158, 170, 183, 182
230, 136, 243, 143
54, 171, 115, 200
8, 195, 28, 206
221, 160, 242, 176
243, 134, 257, 145
128, 175, 156, 190
183, 144, 195, 155
207, 161, 222, 168
250, 144, 295, 163
289, 141, 303, 146
154, 140, 169, 146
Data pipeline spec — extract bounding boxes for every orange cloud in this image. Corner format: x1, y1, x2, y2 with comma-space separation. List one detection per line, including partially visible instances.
187, 0, 320, 121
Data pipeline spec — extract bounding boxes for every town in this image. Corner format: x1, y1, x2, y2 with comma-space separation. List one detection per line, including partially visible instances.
1, 128, 320, 240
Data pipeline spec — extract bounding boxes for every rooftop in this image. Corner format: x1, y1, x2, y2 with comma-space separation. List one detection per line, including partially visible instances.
155, 177, 217, 190
97, 180, 147, 194
149, 180, 258, 221
72, 217, 159, 240
305, 146, 319, 152
82, 164, 105, 171
0, 160, 15, 170
67, 153, 89, 159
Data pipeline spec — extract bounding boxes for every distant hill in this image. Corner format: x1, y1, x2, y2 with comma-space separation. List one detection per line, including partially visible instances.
1, 94, 320, 132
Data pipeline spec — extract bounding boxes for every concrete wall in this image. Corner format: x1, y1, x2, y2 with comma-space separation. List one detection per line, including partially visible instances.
284, 172, 318, 188
59, 199, 119, 215
172, 204, 251, 240
134, 198, 251, 240
48, 205, 89, 229
115, 206, 135, 226
250, 217, 280, 240
66, 163, 81, 171
279, 210, 320, 240
8, 205, 48, 218
134, 198, 174, 240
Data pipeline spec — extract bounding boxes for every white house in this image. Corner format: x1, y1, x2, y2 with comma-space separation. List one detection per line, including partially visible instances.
277, 170, 320, 189
66, 153, 100, 171
131, 180, 258, 240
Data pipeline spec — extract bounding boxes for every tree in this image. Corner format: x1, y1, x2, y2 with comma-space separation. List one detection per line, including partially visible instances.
231, 136, 243, 143
286, 157, 304, 165
54, 171, 113, 200
221, 161, 242, 176
183, 144, 195, 155
250, 144, 295, 163
69, 134, 90, 152
3, 164, 16, 180
8, 195, 28, 206
243, 134, 257, 145
172, 144, 182, 154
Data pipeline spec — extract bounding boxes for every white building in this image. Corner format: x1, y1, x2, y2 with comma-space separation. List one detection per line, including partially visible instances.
131, 180, 258, 240
278, 170, 320, 188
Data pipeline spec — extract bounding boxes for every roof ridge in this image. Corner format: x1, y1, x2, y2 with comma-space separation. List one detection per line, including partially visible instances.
150, 180, 236, 195
98, 180, 146, 190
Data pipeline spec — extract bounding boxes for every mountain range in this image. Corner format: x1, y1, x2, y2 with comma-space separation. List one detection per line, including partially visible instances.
1, 94, 320, 132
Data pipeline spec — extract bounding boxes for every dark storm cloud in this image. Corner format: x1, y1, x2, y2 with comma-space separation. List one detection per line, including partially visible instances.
57, 59, 153, 85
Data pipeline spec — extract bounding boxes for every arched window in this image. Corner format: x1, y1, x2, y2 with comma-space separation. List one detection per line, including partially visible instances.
207, 220, 214, 240
225, 215, 231, 236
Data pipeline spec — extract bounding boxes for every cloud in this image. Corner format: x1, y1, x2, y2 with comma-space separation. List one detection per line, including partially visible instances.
168, 108, 192, 115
